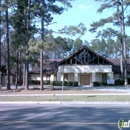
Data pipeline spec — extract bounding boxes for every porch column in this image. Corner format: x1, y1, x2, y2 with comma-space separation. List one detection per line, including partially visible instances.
109, 72, 113, 79
50, 74, 54, 82
74, 73, 78, 82
57, 73, 63, 81
92, 72, 96, 82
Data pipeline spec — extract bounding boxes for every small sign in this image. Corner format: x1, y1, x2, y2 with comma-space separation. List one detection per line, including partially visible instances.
107, 79, 115, 85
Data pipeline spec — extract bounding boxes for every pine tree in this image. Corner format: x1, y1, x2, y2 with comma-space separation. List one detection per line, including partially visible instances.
5, 0, 10, 90
89, 0, 130, 85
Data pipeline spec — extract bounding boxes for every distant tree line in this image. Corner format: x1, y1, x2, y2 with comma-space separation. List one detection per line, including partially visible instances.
0, 0, 75, 90
1, 0, 130, 90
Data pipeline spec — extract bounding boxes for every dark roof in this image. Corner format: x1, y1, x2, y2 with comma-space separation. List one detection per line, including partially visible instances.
107, 58, 130, 66
30, 57, 130, 75
107, 58, 130, 72
30, 59, 62, 74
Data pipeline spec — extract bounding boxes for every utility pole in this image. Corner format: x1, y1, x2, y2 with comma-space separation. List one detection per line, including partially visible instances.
40, 0, 45, 90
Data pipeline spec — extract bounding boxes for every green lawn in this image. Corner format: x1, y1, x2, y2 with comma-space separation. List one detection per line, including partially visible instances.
0, 95, 130, 102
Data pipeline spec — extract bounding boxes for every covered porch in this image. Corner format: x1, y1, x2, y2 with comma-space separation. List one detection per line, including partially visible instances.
57, 65, 113, 86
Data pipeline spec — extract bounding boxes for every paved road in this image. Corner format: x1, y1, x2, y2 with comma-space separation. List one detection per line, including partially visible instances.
0, 104, 130, 130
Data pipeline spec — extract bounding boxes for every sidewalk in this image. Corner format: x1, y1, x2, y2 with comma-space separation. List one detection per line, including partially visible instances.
0, 85, 130, 104
1, 85, 130, 95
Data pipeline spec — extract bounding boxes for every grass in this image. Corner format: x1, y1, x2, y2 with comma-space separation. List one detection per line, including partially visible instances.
0, 95, 130, 102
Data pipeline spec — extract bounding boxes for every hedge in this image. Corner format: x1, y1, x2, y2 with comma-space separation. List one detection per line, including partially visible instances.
52, 81, 78, 86
29, 80, 78, 86
93, 78, 125, 86
114, 78, 124, 85
93, 82, 101, 86
52, 81, 62, 86
30, 80, 50, 85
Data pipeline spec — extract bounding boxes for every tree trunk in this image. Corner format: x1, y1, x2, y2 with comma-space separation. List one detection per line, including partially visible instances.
25, 0, 31, 90
40, 0, 45, 90
117, 1, 127, 85
120, 52, 123, 78
120, 37, 124, 78
121, 1, 127, 85
5, 1, 10, 90
23, 63, 25, 86
16, 50, 19, 89
0, 0, 1, 68
40, 50, 43, 90
123, 39, 127, 85
25, 50, 29, 90
19, 50, 22, 85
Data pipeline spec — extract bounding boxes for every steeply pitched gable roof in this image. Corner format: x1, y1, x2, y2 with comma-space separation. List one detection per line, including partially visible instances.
59, 46, 113, 65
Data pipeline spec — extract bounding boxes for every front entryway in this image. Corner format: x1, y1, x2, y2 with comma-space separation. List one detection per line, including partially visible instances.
80, 74, 90, 85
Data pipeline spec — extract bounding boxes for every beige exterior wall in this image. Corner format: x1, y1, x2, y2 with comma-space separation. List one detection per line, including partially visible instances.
31, 74, 47, 81
58, 65, 112, 73
57, 73, 62, 81
57, 65, 113, 86
50, 74, 56, 82
30, 74, 56, 82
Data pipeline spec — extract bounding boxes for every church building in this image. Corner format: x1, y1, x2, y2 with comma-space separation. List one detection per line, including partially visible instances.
57, 46, 114, 86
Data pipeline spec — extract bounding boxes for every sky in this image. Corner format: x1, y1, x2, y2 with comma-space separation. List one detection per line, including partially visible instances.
47, 0, 113, 43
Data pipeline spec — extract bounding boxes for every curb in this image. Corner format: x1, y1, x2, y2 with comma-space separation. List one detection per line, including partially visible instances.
0, 101, 130, 105
0, 93, 130, 96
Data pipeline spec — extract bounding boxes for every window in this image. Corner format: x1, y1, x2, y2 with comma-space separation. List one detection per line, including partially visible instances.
64, 74, 68, 81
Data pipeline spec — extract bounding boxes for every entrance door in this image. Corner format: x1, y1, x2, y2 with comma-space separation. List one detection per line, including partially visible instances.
80, 75, 90, 85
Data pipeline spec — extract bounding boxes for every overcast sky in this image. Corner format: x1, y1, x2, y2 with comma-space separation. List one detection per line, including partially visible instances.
47, 0, 113, 43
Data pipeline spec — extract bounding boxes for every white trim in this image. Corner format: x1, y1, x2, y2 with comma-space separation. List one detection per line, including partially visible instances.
58, 65, 112, 73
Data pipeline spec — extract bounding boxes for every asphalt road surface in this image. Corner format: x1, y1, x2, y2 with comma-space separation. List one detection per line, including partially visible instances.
0, 103, 130, 130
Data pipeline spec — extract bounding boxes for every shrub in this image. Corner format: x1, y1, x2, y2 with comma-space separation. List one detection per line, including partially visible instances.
31, 80, 40, 85
52, 81, 62, 86
93, 82, 101, 86
64, 81, 76, 86
101, 82, 107, 86
73, 82, 78, 86
52, 81, 78, 86
115, 78, 124, 85
64, 81, 68, 86
68, 81, 73, 86
30, 80, 50, 85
